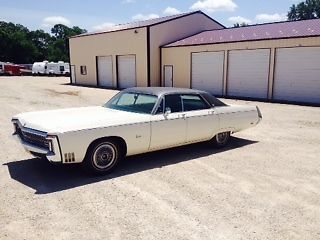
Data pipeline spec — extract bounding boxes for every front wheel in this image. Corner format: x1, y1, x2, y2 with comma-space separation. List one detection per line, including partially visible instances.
211, 132, 231, 148
84, 139, 122, 175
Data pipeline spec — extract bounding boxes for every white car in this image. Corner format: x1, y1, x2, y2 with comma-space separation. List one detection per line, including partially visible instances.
12, 87, 262, 175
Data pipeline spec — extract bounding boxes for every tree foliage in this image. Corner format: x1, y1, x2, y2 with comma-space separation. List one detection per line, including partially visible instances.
233, 23, 249, 28
0, 22, 86, 63
288, 0, 320, 20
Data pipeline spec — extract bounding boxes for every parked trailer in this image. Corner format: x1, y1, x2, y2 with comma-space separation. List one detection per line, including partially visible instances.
3, 63, 25, 76
32, 61, 48, 75
32, 61, 70, 76
47, 61, 70, 76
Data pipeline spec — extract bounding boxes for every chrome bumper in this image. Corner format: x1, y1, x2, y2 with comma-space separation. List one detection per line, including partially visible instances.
13, 133, 62, 163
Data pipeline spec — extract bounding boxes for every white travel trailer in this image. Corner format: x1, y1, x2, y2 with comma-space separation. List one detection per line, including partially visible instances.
47, 61, 70, 76
32, 61, 48, 75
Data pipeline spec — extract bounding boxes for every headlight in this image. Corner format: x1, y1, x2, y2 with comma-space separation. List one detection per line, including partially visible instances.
46, 135, 56, 153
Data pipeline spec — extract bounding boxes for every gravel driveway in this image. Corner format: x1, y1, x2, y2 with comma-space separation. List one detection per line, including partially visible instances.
1, 76, 319, 240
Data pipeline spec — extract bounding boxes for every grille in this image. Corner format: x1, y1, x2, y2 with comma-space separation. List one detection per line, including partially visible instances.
15, 123, 49, 149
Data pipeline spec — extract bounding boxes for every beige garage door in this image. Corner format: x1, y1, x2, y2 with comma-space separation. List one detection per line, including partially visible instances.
273, 47, 320, 104
228, 49, 270, 99
97, 56, 113, 87
117, 55, 136, 89
191, 51, 224, 95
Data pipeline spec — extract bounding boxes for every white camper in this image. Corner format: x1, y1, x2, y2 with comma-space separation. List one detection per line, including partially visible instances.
47, 61, 70, 76
32, 61, 48, 75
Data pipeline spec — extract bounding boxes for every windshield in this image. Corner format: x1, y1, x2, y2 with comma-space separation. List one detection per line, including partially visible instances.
104, 92, 158, 114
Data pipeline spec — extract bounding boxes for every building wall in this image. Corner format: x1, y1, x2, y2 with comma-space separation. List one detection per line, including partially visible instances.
69, 27, 148, 87
149, 13, 223, 87
161, 37, 320, 99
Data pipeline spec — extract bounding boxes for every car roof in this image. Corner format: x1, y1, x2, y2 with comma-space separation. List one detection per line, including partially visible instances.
123, 87, 207, 97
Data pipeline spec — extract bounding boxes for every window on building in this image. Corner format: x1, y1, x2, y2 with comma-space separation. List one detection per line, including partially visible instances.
80, 66, 87, 75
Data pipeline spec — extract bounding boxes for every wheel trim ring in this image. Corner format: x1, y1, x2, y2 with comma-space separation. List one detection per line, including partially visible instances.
92, 143, 117, 170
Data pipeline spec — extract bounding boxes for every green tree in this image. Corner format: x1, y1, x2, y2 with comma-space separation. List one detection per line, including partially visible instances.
0, 21, 86, 63
233, 23, 249, 28
288, 0, 320, 20
49, 24, 86, 62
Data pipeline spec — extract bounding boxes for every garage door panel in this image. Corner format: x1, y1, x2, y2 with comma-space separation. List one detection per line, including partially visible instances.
228, 49, 270, 99
118, 55, 136, 89
191, 51, 224, 96
274, 47, 320, 103
97, 56, 113, 87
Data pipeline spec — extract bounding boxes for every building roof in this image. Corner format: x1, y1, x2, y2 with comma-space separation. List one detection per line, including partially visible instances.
72, 11, 224, 38
164, 18, 320, 47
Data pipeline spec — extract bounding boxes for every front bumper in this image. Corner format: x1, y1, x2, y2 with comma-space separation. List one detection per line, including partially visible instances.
12, 122, 62, 163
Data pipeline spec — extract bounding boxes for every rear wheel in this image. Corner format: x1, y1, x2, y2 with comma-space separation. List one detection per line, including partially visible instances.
84, 139, 123, 175
212, 132, 231, 148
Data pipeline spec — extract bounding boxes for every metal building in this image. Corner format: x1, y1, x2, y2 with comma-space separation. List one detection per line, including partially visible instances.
69, 11, 223, 88
161, 19, 320, 104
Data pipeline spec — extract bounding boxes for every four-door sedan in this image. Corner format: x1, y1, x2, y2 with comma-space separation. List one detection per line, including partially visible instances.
12, 87, 262, 175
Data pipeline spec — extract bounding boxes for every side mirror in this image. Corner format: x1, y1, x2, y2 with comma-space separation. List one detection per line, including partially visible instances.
164, 107, 171, 116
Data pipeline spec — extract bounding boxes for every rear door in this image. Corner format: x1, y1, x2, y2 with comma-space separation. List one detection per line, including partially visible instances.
182, 94, 219, 142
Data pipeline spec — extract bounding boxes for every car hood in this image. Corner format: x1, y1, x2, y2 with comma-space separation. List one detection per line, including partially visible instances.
13, 106, 150, 134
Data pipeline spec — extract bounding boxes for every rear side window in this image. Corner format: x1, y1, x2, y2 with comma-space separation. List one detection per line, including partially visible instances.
164, 94, 182, 113
202, 93, 227, 107
181, 95, 210, 111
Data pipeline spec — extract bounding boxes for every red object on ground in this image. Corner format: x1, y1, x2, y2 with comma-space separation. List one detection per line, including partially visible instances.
3, 63, 26, 76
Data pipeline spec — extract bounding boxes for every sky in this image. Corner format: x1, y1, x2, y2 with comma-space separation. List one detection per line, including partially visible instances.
0, 0, 301, 32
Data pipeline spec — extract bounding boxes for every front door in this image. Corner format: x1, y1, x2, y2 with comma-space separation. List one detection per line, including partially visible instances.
149, 94, 186, 150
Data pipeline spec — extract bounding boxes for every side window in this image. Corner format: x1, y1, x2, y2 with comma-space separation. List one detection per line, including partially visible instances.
181, 95, 210, 111
155, 98, 164, 114
164, 94, 182, 113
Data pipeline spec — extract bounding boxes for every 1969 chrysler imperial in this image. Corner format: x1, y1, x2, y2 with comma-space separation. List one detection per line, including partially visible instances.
12, 87, 262, 174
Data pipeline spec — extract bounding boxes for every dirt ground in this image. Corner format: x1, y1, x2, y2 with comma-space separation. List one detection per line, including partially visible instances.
0, 76, 319, 240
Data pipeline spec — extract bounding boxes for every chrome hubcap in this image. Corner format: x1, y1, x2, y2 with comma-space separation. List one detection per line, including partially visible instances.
216, 132, 228, 144
93, 144, 116, 169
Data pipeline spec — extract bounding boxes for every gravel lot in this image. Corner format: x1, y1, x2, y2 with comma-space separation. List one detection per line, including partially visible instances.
1, 76, 320, 240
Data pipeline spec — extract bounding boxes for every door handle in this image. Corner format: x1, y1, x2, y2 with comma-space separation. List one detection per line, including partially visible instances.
208, 110, 215, 115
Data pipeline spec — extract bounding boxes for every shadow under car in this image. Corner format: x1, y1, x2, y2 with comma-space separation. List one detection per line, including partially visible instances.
4, 137, 257, 194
